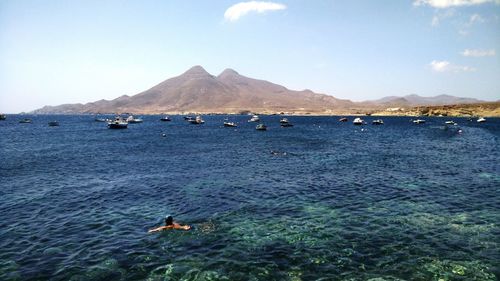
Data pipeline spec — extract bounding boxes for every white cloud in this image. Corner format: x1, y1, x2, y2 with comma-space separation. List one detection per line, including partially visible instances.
459, 13, 486, 35
414, 0, 499, 8
468, 13, 485, 24
224, 1, 286, 22
461, 49, 496, 56
431, 9, 455, 26
430, 60, 476, 72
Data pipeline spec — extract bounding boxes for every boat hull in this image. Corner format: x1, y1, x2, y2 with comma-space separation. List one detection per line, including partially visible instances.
108, 123, 128, 129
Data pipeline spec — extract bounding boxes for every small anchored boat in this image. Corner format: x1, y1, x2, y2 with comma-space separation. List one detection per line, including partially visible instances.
353, 117, 365, 125
48, 121, 59, 126
160, 116, 171, 122
279, 117, 294, 127
413, 119, 426, 124
189, 116, 205, 124
107, 117, 128, 129
372, 119, 384, 125
223, 121, 237, 127
477, 117, 486, 123
126, 115, 143, 123
19, 118, 32, 124
0, 114, 6, 120
339, 117, 348, 122
256, 124, 267, 131
248, 115, 260, 122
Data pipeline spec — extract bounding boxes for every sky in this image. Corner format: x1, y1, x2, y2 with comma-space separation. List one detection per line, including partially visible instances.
0, 0, 499, 113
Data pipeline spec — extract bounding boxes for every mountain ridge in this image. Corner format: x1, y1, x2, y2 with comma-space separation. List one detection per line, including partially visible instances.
31, 66, 488, 114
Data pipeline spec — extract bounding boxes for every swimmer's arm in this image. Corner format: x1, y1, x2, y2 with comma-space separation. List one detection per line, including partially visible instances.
148, 226, 172, 233
173, 224, 191, 230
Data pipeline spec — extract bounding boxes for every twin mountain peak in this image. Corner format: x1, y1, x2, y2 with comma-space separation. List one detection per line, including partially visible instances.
32, 65, 484, 115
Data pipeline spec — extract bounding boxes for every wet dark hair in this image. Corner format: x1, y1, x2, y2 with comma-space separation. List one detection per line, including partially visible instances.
165, 216, 173, 226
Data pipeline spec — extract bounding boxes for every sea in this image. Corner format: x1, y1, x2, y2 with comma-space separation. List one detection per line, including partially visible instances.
0, 115, 498, 281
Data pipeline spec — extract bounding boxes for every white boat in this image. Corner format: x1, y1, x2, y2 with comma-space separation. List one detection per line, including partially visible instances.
248, 115, 260, 122
223, 121, 237, 127
160, 116, 171, 122
189, 116, 205, 124
108, 117, 128, 129
413, 119, 426, 124
477, 117, 486, 123
126, 115, 143, 123
256, 124, 267, 130
353, 117, 364, 125
279, 118, 289, 124
445, 121, 457, 125
372, 119, 384, 125
19, 118, 32, 124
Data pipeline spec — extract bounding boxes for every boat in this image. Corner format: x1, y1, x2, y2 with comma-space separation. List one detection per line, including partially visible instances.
445, 121, 457, 125
189, 116, 205, 124
160, 116, 171, 122
95, 118, 108, 122
19, 118, 32, 124
126, 115, 143, 123
184, 116, 194, 120
248, 115, 260, 122
339, 117, 348, 122
477, 117, 486, 123
48, 121, 59, 126
279, 117, 294, 127
372, 119, 384, 125
413, 119, 426, 124
223, 121, 237, 127
0, 114, 6, 120
353, 117, 365, 125
256, 124, 267, 131
107, 117, 128, 129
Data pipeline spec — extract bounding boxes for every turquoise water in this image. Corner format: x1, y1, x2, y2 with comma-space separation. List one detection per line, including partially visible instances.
0, 115, 498, 280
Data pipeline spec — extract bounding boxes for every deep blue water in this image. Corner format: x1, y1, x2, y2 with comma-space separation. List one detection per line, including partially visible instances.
0, 115, 499, 280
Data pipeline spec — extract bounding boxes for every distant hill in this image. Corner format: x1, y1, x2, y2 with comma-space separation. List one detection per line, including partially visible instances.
31, 66, 489, 115
370, 94, 483, 107
32, 66, 354, 114
373, 101, 500, 117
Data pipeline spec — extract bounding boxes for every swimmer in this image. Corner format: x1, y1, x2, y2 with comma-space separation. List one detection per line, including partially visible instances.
148, 216, 191, 232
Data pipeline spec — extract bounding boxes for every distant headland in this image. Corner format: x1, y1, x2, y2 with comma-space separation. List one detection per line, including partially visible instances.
30, 66, 499, 117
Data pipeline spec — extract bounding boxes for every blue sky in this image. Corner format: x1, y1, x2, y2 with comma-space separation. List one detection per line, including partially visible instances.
0, 0, 499, 113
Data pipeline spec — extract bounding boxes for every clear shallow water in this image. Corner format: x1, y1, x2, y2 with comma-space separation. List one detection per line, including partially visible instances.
0, 115, 498, 280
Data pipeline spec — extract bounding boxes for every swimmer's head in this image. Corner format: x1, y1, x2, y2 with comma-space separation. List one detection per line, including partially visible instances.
165, 216, 173, 226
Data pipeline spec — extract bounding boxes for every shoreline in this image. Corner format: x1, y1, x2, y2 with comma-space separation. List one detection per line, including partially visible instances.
21, 102, 500, 117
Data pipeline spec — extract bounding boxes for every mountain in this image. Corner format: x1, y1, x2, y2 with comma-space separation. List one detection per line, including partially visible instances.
32, 66, 355, 114
371, 94, 483, 107
32, 66, 488, 114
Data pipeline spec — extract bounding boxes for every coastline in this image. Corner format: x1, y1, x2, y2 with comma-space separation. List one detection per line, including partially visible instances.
22, 101, 500, 117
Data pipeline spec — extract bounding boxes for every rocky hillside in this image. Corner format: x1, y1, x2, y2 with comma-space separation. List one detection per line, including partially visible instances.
32, 66, 355, 114
372, 102, 500, 117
